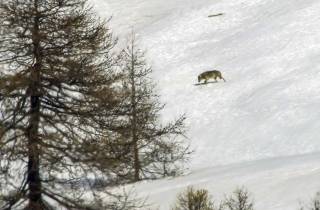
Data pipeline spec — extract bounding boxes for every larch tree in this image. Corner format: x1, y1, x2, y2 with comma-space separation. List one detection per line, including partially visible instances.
0, 0, 136, 209
119, 33, 190, 182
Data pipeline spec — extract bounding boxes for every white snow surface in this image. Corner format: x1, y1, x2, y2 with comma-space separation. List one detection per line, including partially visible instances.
90, 0, 320, 209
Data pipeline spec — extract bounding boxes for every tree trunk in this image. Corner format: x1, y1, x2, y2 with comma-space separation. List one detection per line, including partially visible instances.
26, 1, 43, 208
131, 76, 140, 181
26, 94, 42, 210
130, 43, 140, 182
133, 138, 140, 181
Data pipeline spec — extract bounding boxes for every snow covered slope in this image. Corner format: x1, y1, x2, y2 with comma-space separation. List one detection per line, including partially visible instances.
93, 0, 320, 168
90, 0, 320, 209
133, 152, 320, 210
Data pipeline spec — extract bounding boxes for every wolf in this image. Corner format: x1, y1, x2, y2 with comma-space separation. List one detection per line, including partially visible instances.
198, 70, 226, 83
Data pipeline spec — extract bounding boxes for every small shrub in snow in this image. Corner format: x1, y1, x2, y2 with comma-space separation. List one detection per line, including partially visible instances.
222, 187, 254, 210
171, 187, 255, 210
172, 186, 217, 210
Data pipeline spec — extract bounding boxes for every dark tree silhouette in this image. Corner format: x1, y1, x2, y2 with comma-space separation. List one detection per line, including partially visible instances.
119, 33, 190, 182
0, 0, 135, 209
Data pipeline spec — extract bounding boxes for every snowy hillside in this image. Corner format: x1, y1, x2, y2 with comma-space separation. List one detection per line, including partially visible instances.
90, 0, 320, 209
133, 153, 320, 210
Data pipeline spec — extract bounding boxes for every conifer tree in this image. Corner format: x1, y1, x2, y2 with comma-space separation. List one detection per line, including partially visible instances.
119, 33, 190, 182
0, 0, 134, 209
